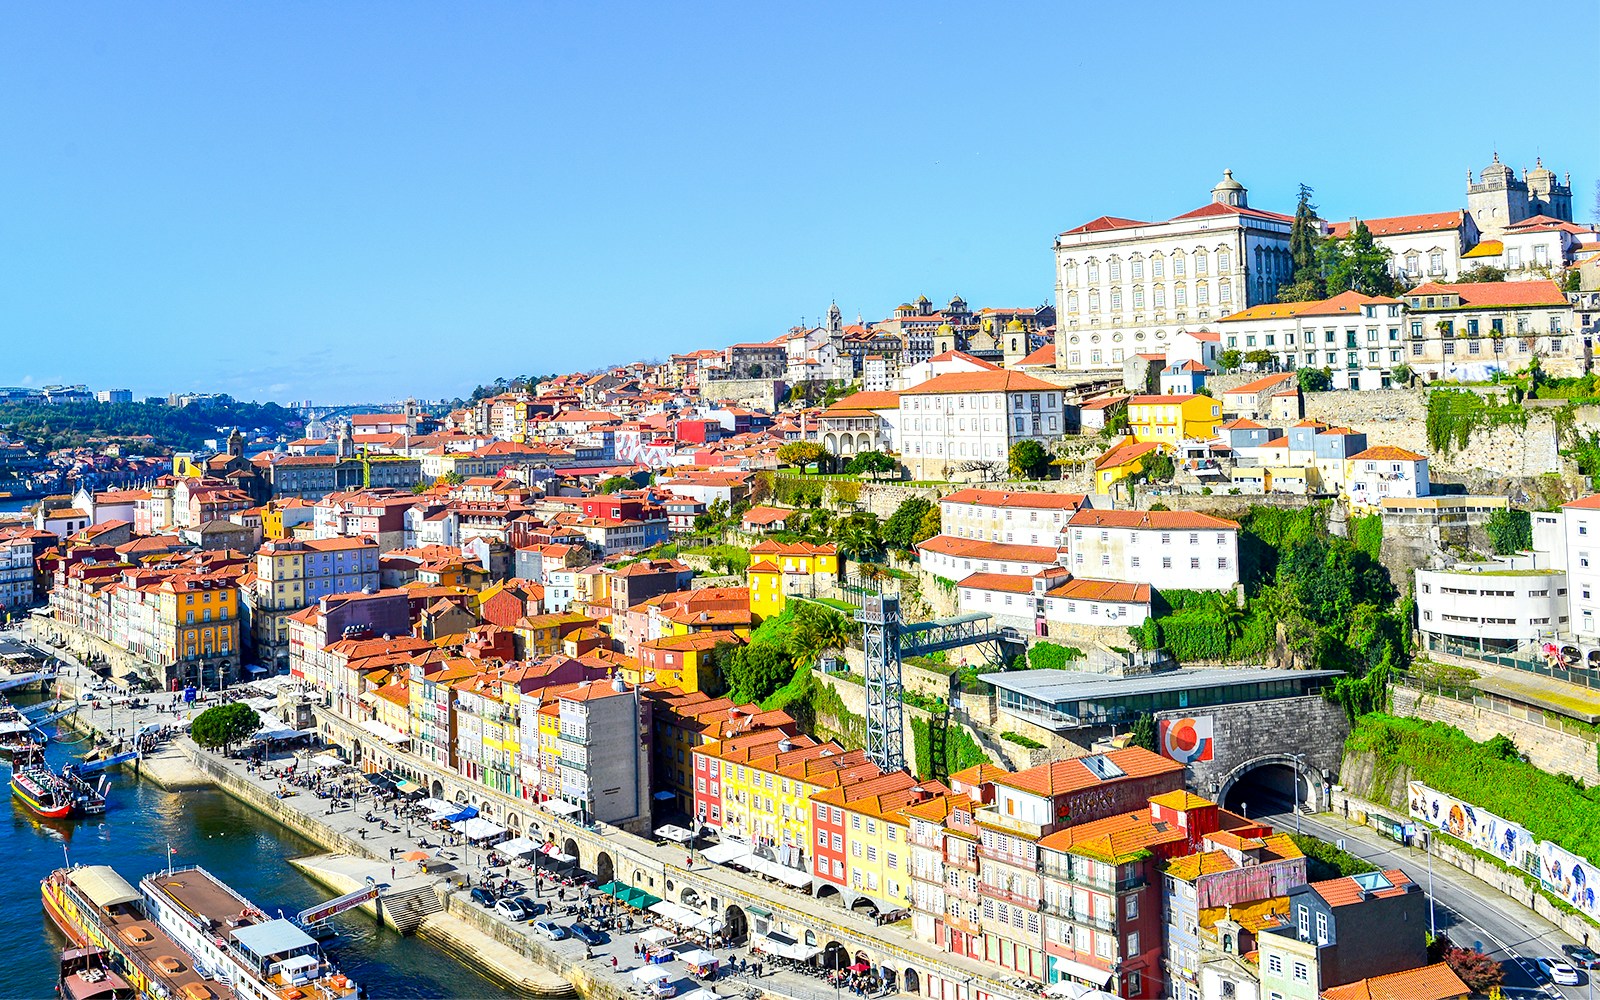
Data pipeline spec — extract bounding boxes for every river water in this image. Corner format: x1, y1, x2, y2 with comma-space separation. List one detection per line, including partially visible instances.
4, 705, 519, 999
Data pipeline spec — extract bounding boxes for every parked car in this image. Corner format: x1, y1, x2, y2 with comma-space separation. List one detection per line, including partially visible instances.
494, 898, 528, 922
512, 896, 544, 918
470, 887, 497, 908
1537, 957, 1581, 986
534, 920, 568, 941
1562, 944, 1600, 969
570, 923, 607, 946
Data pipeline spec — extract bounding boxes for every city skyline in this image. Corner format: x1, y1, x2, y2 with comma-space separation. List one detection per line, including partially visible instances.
1, 1, 1594, 403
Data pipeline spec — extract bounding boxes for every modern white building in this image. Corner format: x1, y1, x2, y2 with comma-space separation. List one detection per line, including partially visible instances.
1563, 496, 1600, 640
955, 570, 1152, 632
937, 488, 1088, 546
1062, 508, 1241, 592
897, 370, 1065, 480
1052, 171, 1296, 372
1415, 560, 1566, 654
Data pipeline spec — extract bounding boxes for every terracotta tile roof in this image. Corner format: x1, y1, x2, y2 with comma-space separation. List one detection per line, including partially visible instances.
1163, 850, 1239, 882
1311, 868, 1413, 907
1405, 279, 1568, 308
925, 350, 1002, 369
1319, 962, 1468, 1000
1059, 215, 1149, 235
1198, 895, 1289, 934
1016, 343, 1055, 366
992, 747, 1182, 798
1462, 238, 1504, 259
1328, 210, 1465, 238
1226, 373, 1298, 395
940, 488, 1088, 510
1220, 418, 1266, 430
955, 572, 1039, 594
1068, 508, 1239, 531
1079, 395, 1128, 411
915, 536, 1058, 563
950, 762, 1011, 786
1563, 494, 1600, 510
822, 390, 901, 416
1045, 577, 1151, 604
741, 505, 792, 526
1037, 807, 1188, 863
900, 370, 1061, 395
1349, 445, 1426, 462
1094, 440, 1162, 471
1169, 201, 1296, 224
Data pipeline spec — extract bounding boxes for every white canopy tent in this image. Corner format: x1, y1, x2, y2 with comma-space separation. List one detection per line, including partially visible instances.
631, 965, 676, 984
654, 824, 695, 844
700, 841, 751, 866
308, 751, 346, 770
452, 817, 507, 841
679, 990, 719, 1000
690, 914, 725, 934
744, 856, 813, 887
543, 799, 582, 817
648, 900, 701, 926
639, 927, 678, 947
497, 836, 539, 858
676, 949, 717, 968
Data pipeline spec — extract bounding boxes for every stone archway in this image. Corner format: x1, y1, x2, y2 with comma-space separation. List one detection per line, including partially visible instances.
454, 790, 470, 804
821, 941, 848, 971
815, 883, 843, 905
506, 812, 521, 831
1218, 753, 1321, 814
903, 969, 920, 995
595, 851, 614, 884
563, 837, 580, 859
824, 433, 838, 453
430, 779, 443, 798
723, 903, 747, 943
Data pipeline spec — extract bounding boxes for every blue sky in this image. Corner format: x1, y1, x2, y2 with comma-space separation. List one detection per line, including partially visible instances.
1, 2, 1593, 404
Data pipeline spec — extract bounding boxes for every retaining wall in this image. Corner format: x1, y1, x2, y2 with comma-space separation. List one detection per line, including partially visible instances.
1391, 684, 1600, 784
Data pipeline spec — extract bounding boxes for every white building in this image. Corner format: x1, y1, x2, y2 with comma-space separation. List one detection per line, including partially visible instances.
1563, 496, 1600, 640
1461, 214, 1599, 280
898, 370, 1065, 481
915, 537, 1059, 581
1345, 446, 1429, 508
814, 390, 901, 457
1062, 508, 1240, 592
937, 488, 1089, 546
1416, 560, 1566, 654
1216, 291, 1407, 391
1400, 280, 1580, 379
1327, 211, 1478, 285
955, 571, 1152, 631
1052, 170, 1296, 372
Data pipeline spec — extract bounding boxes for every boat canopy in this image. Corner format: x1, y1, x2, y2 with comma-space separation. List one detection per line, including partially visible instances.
69, 866, 141, 909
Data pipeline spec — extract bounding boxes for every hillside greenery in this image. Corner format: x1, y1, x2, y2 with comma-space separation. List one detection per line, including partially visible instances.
0, 399, 301, 452
1347, 714, 1600, 866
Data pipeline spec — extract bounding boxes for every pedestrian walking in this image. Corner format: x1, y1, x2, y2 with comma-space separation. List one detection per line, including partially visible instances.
391, 866, 396, 879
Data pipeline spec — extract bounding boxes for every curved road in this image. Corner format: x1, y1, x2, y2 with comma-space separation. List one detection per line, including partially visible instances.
1254, 793, 1593, 1000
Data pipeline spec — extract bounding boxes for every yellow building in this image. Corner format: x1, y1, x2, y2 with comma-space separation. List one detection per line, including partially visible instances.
371, 680, 412, 737
156, 574, 240, 688
1093, 440, 1167, 494
634, 630, 743, 694
746, 541, 840, 619
811, 772, 927, 907
513, 612, 592, 659
1126, 393, 1222, 444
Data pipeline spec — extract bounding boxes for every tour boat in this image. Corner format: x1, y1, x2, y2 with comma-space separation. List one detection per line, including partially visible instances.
11, 761, 107, 819
57, 946, 135, 1000
42, 866, 236, 1000
0, 699, 44, 758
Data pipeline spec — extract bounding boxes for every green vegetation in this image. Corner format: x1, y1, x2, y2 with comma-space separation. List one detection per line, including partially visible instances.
776, 441, 829, 474
1348, 714, 1600, 866
1001, 731, 1045, 750
1485, 508, 1533, 555
1288, 833, 1378, 881
1008, 439, 1052, 480
1425, 389, 1527, 453
1349, 514, 1383, 561
0, 398, 301, 452
1026, 642, 1084, 670
1277, 183, 1326, 302
843, 451, 896, 478
190, 703, 261, 750
722, 602, 859, 704
1318, 220, 1401, 297
1219, 349, 1242, 372
1129, 713, 1157, 753
910, 716, 990, 781
1296, 367, 1333, 393
598, 475, 637, 494
883, 497, 938, 552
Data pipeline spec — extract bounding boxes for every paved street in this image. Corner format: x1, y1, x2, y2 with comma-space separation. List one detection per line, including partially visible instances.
1257, 796, 1593, 1000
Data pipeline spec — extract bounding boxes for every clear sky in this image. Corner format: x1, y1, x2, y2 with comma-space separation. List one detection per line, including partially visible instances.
1, 2, 1594, 404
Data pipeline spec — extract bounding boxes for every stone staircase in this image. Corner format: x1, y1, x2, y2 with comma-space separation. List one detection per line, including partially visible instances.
379, 882, 445, 932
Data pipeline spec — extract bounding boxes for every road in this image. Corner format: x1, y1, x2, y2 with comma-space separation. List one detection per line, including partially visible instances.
1254, 792, 1594, 1000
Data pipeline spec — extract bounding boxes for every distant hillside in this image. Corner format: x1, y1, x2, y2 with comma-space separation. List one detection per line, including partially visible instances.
0, 399, 302, 452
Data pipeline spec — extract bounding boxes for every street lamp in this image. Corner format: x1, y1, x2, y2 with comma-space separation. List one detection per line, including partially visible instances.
1289, 753, 1308, 834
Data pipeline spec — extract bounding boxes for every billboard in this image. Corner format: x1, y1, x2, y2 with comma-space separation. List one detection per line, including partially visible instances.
1538, 840, 1600, 920
1158, 716, 1214, 764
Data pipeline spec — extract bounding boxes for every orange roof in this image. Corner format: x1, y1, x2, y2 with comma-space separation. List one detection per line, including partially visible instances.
1016, 343, 1055, 367
1406, 279, 1568, 308
1320, 963, 1468, 1000
1349, 445, 1425, 462
950, 762, 1011, 786
741, 505, 792, 525
915, 536, 1058, 563
1068, 508, 1239, 531
992, 747, 1182, 798
821, 391, 902, 416
1312, 869, 1413, 907
1037, 807, 1188, 863
1094, 440, 1162, 471
1226, 372, 1297, 395
1060, 215, 1150, 235
955, 572, 1040, 594
1045, 577, 1151, 604
1163, 850, 1239, 882
1220, 290, 1401, 323
1328, 210, 1465, 238
1564, 494, 1600, 511
900, 370, 1061, 395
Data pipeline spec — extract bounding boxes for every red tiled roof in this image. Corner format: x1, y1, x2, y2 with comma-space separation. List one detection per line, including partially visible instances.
1016, 343, 1055, 367
1406, 279, 1568, 308
1320, 963, 1468, 1000
992, 747, 1182, 797
901, 370, 1061, 395
1328, 210, 1464, 238
1349, 445, 1425, 462
1094, 440, 1162, 471
1169, 201, 1296, 224
1226, 373, 1297, 395
1060, 215, 1149, 235
1068, 508, 1239, 530
940, 489, 1088, 510
1046, 577, 1150, 603
915, 536, 1059, 563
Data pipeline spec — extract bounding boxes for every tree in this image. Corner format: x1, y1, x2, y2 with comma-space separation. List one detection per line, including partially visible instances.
1320, 221, 1400, 297
884, 498, 935, 551
832, 512, 884, 562
598, 475, 635, 494
1280, 183, 1326, 301
1297, 367, 1333, 393
1564, 268, 1582, 292
776, 441, 826, 474
1129, 714, 1157, 753
1244, 349, 1273, 367
1137, 452, 1175, 484
1390, 362, 1414, 385
1218, 349, 1242, 372
915, 505, 941, 546
844, 450, 896, 479
439, 471, 465, 486
1454, 264, 1507, 283
190, 703, 260, 751
1008, 440, 1052, 480
723, 643, 794, 704
1444, 946, 1504, 993
1485, 508, 1533, 555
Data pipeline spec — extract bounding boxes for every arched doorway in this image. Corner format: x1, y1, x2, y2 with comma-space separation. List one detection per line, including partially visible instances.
903, 969, 920, 995
815, 884, 843, 905
851, 896, 880, 917
822, 942, 848, 970
854, 950, 870, 967
454, 790, 469, 804
1219, 755, 1321, 816
506, 812, 521, 831
681, 887, 700, 906
563, 837, 580, 859
595, 851, 614, 884
430, 779, 443, 798
722, 904, 747, 943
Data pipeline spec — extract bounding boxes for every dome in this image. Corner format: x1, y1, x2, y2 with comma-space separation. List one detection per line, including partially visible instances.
1213, 168, 1244, 192
936, 323, 954, 335
1211, 168, 1248, 207
1006, 318, 1026, 332
1482, 152, 1513, 180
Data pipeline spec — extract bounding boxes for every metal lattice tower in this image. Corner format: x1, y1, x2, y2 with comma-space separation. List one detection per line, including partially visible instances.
859, 593, 904, 773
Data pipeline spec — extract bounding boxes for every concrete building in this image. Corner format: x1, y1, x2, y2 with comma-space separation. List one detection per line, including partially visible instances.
1257, 870, 1427, 1000
1063, 508, 1240, 592
251, 537, 381, 667
1053, 171, 1295, 372
555, 676, 652, 831
898, 370, 1066, 481
1216, 292, 1407, 391
937, 489, 1088, 547
1415, 559, 1566, 654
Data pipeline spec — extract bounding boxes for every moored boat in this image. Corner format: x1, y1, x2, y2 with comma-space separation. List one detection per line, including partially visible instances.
11, 761, 106, 819
57, 946, 135, 1000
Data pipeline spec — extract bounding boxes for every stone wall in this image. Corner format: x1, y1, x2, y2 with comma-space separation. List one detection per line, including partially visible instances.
699, 378, 785, 411
1160, 695, 1350, 807
1391, 684, 1600, 784
857, 482, 945, 520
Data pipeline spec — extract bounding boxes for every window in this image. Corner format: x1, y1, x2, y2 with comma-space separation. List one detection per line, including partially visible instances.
1315, 911, 1328, 944
1125, 895, 1138, 920
1267, 955, 1282, 975
1293, 962, 1308, 982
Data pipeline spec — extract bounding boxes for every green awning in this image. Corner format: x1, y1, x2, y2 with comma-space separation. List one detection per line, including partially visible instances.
596, 881, 624, 896
631, 891, 662, 909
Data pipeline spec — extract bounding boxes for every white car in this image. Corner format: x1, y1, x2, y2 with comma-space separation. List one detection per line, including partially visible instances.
1537, 957, 1581, 986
